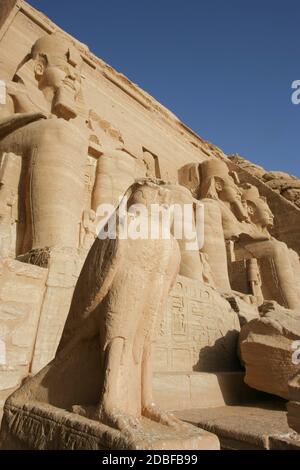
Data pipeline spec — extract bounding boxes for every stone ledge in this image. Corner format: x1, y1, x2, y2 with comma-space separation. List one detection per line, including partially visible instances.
175, 399, 291, 450
269, 433, 300, 450
0, 400, 220, 450
287, 401, 300, 434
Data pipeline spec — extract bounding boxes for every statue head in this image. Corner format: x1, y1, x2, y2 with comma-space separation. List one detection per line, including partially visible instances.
178, 163, 201, 198
199, 159, 249, 221
242, 184, 274, 229
30, 33, 83, 119
126, 178, 171, 209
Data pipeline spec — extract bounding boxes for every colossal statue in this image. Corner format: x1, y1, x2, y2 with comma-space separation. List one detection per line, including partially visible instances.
236, 184, 300, 309
163, 183, 205, 282
197, 159, 248, 292
179, 159, 300, 309
0, 33, 89, 256
92, 148, 139, 222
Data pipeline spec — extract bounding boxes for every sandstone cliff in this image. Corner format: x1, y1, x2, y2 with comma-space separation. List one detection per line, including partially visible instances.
229, 155, 300, 209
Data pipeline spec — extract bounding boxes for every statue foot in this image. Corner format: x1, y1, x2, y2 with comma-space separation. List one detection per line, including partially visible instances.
95, 405, 141, 432
142, 402, 182, 428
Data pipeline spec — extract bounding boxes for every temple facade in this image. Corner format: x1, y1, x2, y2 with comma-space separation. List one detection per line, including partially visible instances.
0, 0, 299, 450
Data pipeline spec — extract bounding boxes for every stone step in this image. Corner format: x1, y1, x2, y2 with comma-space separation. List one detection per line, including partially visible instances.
154, 371, 265, 411
175, 399, 300, 450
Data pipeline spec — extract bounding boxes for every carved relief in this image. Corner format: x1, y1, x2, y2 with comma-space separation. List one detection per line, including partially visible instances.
79, 209, 96, 250
142, 148, 161, 179
155, 275, 241, 373
0, 152, 21, 258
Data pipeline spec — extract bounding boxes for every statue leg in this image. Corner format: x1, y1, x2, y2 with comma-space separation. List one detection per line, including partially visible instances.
202, 200, 231, 292
95, 337, 140, 430
240, 240, 300, 309
141, 339, 181, 427
0, 119, 88, 252
29, 119, 87, 250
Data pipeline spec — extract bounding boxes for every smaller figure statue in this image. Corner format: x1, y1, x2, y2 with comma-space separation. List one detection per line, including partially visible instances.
0, 153, 21, 258
80, 209, 96, 250
246, 258, 263, 305
0, 189, 17, 258
200, 252, 216, 287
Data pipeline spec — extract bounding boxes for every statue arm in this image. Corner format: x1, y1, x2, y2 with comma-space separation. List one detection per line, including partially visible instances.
237, 223, 271, 242
0, 81, 48, 138
0, 112, 47, 139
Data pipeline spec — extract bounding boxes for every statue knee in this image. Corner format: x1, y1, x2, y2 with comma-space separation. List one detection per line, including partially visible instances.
272, 240, 288, 258
31, 118, 79, 149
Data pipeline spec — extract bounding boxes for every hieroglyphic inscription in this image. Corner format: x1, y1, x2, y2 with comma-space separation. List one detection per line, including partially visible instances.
154, 275, 240, 372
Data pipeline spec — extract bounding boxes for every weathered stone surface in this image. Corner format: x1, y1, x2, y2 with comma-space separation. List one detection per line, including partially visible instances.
287, 372, 300, 434
0, 369, 21, 392
228, 155, 266, 179
6, 348, 28, 366
175, 400, 291, 450
30, 247, 84, 374
7, 260, 47, 279
269, 433, 300, 450
0, 301, 30, 320
0, 400, 219, 450
0, 259, 47, 405
239, 303, 300, 399
224, 293, 260, 327
287, 401, 300, 434
229, 154, 300, 209
153, 371, 261, 410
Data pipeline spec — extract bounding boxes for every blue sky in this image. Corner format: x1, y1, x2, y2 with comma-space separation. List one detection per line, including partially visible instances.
28, 0, 300, 176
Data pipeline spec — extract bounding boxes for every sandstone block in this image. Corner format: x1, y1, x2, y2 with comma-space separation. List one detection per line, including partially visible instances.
239, 304, 300, 399
287, 372, 300, 433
